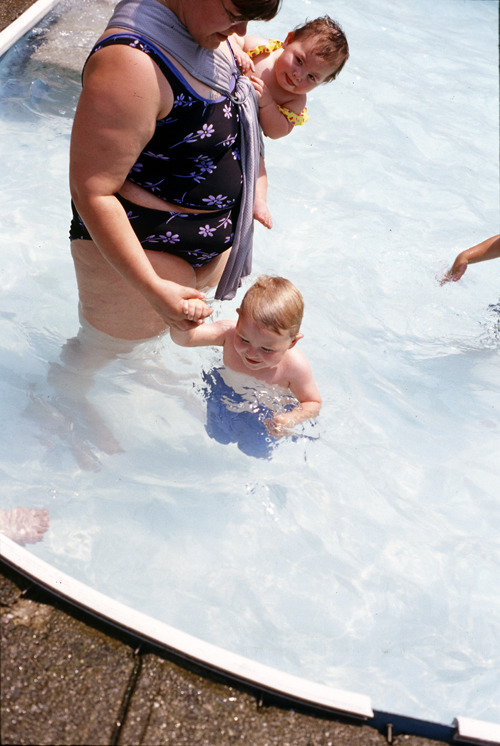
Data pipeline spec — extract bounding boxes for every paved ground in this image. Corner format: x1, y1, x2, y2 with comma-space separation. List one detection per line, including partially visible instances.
0, 0, 39, 31
2, 561, 446, 746
0, 4, 461, 745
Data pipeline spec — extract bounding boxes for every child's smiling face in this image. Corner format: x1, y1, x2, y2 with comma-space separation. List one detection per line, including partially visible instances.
274, 33, 337, 95
233, 312, 299, 372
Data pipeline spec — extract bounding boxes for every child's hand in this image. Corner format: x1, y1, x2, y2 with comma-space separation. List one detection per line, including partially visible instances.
234, 47, 255, 75
249, 76, 274, 109
265, 413, 293, 439
440, 252, 468, 285
181, 298, 212, 324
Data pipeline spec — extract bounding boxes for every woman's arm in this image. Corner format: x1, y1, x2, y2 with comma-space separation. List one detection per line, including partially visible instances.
70, 44, 209, 330
441, 235, 500, 283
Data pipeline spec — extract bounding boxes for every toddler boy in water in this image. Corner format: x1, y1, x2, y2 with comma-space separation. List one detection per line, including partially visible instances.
170, 276, 322, 437
230, 16, 349, 228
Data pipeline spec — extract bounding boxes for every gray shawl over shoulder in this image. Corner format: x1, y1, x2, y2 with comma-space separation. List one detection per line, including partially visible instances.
106, 0, 262, 300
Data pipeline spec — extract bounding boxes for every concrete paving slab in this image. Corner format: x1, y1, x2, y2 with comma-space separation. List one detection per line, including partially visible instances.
1, 565, 136, 746
0, 0, 39, 31
1, 562, 445, 746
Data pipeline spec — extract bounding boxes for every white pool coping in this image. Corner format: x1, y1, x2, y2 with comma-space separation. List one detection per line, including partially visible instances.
453, 717, 500, 746
1, 0, 499, 740
0, 535, 374, 719
0, 0, 60, 57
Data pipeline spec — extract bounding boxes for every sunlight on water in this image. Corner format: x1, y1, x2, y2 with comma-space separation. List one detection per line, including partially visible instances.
0, 0, 499, 725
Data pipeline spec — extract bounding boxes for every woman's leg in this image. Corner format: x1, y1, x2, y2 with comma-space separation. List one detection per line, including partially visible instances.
71, 239, 198, 340
71, 239, 231, 339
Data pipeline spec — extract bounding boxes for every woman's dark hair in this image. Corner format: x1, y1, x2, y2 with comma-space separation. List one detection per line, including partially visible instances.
233, 0, 282, 22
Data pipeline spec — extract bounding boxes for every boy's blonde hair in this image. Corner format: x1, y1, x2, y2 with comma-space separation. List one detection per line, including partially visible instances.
239, 276, 304, 337
292, 16, 349, 81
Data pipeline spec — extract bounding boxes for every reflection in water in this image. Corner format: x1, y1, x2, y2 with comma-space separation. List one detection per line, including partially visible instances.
25, 312, 170, 471
203, 366, 318, 459
0, 507, 50, 546
1, 0, 499, 726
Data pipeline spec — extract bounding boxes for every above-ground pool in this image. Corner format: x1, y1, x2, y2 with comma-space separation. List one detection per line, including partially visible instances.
0, 0, 499, 733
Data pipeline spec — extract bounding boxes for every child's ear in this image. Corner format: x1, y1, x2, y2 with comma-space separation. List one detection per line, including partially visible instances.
283, 31, 295, 47
289, 332, 304, 348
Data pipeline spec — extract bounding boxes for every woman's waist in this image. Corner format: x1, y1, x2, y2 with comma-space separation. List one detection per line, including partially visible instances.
119, 180, 239, 214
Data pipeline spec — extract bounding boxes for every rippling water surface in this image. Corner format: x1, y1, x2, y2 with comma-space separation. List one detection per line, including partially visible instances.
0, 0, 498, 725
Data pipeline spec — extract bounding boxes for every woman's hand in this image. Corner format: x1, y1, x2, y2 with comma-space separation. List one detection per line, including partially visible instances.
181, 296, 213, 324
151, 280, 213, 330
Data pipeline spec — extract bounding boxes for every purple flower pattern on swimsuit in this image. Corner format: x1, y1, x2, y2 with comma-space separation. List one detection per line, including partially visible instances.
86, 33, 242, 268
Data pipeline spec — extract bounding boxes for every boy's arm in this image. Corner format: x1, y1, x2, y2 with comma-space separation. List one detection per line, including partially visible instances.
266, 352, 322, 437
441, 234, 500, 283
170, 320, 234, 348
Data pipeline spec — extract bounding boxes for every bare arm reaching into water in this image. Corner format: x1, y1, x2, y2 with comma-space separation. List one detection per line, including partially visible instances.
441, 235, 500, 284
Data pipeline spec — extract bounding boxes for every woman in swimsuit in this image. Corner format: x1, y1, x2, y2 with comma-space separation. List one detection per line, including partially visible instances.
69, 0, 281, 341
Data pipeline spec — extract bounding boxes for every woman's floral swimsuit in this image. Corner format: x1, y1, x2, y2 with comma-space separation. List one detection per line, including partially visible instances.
70, 33, 243, 268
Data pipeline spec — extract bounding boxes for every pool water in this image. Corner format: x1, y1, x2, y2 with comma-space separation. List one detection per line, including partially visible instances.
0, 0, 499, 727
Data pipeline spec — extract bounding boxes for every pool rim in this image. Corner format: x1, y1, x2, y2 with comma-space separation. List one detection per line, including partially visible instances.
3, 537, 500, 745
1, 0, 499, 742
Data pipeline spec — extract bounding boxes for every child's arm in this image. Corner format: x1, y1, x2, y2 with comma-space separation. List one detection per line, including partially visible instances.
441, 234, 500, 283
227, 33, 255, 75
250, 76, 296, 139
170, 319, 234, 348
266, 352, 322, 437
254, 155, 272, 229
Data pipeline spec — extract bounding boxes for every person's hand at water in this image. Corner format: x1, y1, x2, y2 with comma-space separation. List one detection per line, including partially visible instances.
440, 252, 469, 284
265, 400, 321, 439
265, 413, 292, 439
0, 507, 50, 546
440, 235, 500, 285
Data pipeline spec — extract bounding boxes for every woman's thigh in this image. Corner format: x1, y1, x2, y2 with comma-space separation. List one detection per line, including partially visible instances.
71, 240, 196, 339
70, 239, 228, 339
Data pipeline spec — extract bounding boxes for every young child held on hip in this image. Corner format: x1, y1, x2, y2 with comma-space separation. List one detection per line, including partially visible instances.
170, 276, 322, 437
230, 17, 349, 228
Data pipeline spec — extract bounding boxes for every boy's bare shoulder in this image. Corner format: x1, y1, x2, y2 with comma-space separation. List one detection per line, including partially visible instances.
285, 345, 312, 374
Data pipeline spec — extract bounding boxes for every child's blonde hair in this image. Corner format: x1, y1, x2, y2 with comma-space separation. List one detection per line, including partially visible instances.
239, 276, 304, 337
292, 16, 349, 81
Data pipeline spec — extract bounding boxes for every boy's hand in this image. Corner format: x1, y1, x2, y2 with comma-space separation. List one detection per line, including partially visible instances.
181, 298, 212, 324
249, 76, 274, 109
265, 413, 292, 439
